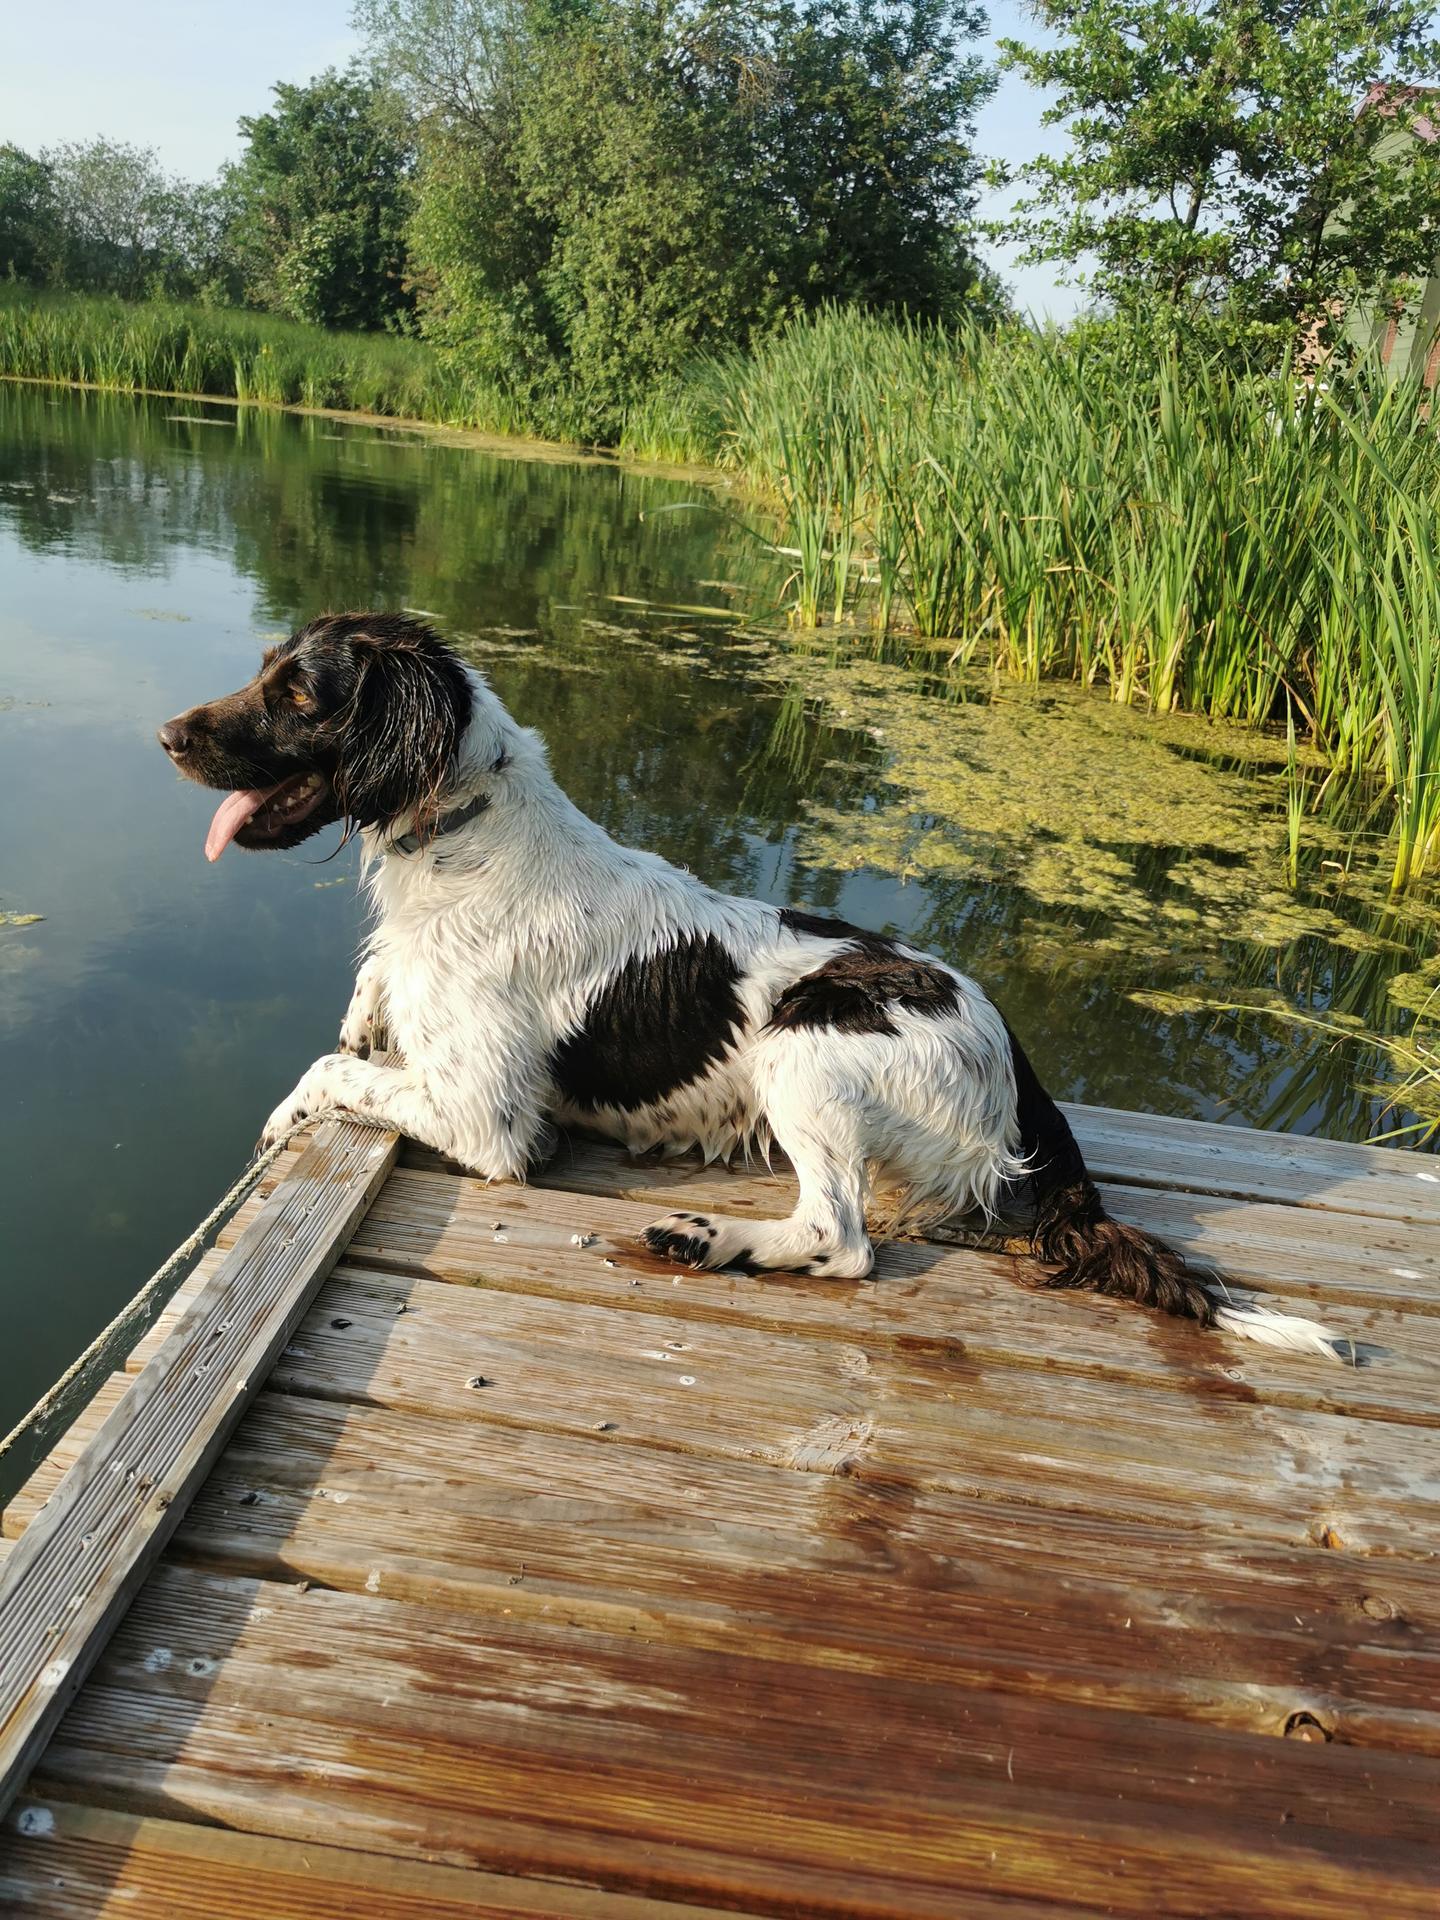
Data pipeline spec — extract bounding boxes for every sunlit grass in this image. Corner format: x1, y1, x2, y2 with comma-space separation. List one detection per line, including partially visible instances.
0, 286, 542, 437
625, 308, 1440, 892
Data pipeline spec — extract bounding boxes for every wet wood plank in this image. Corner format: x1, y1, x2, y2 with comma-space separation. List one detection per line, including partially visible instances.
400, 1135, 1440, 1316
29, 1571, 1440, 1919
333, 1168, 1440, 1408
0, 1117, 397, 1824
144, 1392, 1440, 1630
3, 1099, 1439, 1918
92, 1256, 1436, 1557
12, 1386, 1438, 1751
1065, 1102, 1440, 1223
0, 1799, 800, 1920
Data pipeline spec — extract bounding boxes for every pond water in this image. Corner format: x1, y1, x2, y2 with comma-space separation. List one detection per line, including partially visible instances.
1, 384, 1436, 1440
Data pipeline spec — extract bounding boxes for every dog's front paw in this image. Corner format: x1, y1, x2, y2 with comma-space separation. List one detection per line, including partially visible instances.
260, 1054, 351, 1150
337, 1011, 372, 1058
261, 1091, 313, 1152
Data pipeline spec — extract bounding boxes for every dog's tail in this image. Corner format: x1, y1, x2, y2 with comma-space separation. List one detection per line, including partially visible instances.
1005, 1028, 1345, 1359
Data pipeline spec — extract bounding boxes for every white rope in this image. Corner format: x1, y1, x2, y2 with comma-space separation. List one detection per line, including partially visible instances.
0, 1124, 311, 1473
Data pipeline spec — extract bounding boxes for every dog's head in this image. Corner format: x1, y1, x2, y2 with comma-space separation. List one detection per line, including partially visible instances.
159, 612, 475, 859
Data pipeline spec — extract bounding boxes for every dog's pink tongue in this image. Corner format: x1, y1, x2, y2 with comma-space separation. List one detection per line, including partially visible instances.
205, 786, 274, 863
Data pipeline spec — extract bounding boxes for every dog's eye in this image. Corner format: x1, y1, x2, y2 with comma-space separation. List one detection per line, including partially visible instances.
290, 683, 312, 708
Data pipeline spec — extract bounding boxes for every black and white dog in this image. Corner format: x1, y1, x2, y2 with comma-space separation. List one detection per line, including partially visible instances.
159, 612, 1337, 1355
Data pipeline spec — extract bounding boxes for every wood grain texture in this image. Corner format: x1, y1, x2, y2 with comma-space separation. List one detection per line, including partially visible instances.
0, 1116, 397, 1823
222, 1263, 1439, 1554
0, 1799, 803, 1920
2, 1101, 1439, 1918
399, 1134, 1440, 1315
33, 1421, 1440, 1746
1065, 1101, 1440, 1222
30, 1646, 1440, 1917
335, 1168, 1440, 1410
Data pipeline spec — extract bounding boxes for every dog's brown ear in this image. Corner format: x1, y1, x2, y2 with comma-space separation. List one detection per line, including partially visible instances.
321, 619, 473, 833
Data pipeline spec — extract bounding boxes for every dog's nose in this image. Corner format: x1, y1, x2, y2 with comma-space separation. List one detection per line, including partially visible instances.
158, 719, 192, 758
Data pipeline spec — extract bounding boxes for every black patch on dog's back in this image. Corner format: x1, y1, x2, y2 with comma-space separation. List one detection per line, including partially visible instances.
770, 908, 960, 1037
776, 907, 872, 944
550, 933, 746, 1111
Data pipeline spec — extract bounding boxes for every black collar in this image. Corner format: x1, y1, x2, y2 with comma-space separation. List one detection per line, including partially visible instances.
385, 790, 490, 857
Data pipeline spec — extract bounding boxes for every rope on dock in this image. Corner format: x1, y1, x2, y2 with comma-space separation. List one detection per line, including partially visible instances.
0, 1123, 313, 1477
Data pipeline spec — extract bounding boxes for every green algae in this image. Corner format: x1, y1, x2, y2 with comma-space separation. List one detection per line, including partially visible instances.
775, 658, 1440, 966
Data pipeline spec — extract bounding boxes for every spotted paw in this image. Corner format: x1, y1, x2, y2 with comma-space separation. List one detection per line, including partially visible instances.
260, 1053, 350, 1150
337, 1011, 373, 1059
260, 1095, 313, 1152
641, 1211, 722, 1269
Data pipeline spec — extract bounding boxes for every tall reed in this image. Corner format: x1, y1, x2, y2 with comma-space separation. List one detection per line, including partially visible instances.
0, 287, 540, 438
629, 308, 1440, 891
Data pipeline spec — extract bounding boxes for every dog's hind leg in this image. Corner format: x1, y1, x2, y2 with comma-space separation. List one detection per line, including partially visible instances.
642, 1046, 874, 1279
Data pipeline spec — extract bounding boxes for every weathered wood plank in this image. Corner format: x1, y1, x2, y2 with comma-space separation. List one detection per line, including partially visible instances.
1065, 1102, 1440, 1223
22, 1382, 1440, 1666
16, 1392, 1436, 1748
335, 1170, 1440, 1412
16, 1379, 1437, 1753
1101, 1184, 1440, 1316
7, 1101, 1439, 1920
0, 1117, 397, 1823
0, 1798, 806, 1920
396, 1139, 1440, 1319
127, 1254, 1435, 1555
61, 1270, 1440, 1585
30, 1572, 1440, 1919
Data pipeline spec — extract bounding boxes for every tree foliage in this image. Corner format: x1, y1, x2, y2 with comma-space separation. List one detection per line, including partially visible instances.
352, 0, 532, 125
10, 140, 224, 299
1000, 1, 1440, 343
224, 67, 416, 330
366, 0, 996, 434
0, 145, 57, 284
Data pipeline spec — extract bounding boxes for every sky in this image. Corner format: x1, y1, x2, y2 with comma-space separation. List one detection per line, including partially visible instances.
0, 0, 1083, 321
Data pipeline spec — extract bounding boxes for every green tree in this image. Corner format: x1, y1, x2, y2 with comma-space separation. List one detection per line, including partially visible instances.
513, 2, 790, 424
351, 0, 532, 125
41, 140, 218, 298
1000, 1, 1440, 345
361, 0, 996, 433
0, 145, 56, 283
224, 67, 416, 330
748, 0, 995, 316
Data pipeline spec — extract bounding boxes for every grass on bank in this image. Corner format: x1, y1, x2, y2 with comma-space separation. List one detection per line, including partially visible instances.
625, 311, 1440, 891
0, 286, 543, 435
5, 286, 1440, 890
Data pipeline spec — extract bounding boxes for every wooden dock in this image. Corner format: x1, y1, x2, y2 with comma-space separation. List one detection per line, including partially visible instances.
1, 1104, 1437, 1917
